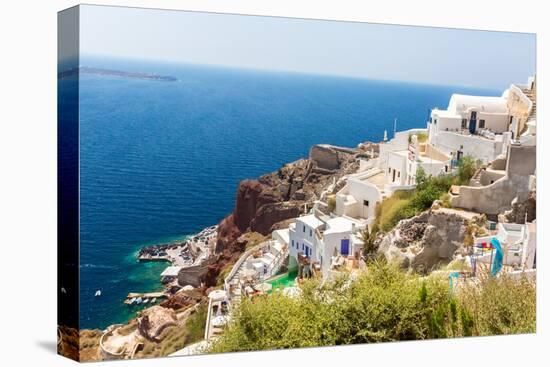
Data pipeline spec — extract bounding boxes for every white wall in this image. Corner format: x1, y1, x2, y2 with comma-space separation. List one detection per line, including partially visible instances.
288, 219, 319, 263
377, 129, 422, 170
430, 131, 503, 163
346, 179, 382, 219
386, 151, 408, 185
431, 113, 462, 132
477, 112, 509, 133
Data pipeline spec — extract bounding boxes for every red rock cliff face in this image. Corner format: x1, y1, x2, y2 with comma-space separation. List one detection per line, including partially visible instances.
215, 179, 299, 253
215, 143, 375, 256
233, 180, 277, 232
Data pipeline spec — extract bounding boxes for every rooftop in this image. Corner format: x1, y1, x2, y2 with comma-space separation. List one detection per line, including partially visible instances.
352, 170, 387, 190
448, 94, 508, 114
324, 216, 356, 235
296, 214, 325, 229
272, 228, 290, 245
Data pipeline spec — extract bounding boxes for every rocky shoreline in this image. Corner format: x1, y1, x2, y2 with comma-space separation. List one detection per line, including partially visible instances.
137, 225, 217, 267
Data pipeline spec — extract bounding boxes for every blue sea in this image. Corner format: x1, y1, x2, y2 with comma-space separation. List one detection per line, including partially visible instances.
72, 57, 499, 329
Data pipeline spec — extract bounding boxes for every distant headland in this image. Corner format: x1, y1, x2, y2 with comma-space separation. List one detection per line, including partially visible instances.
58, 66, 178, 81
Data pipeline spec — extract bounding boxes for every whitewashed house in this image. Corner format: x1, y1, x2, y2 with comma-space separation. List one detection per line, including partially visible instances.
427, 93, 513, 164
288, 214, 364, 277
288, 214, 324, 263
335, 129, 451, 222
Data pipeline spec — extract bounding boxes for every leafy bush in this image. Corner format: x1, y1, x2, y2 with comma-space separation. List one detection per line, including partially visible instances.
410, 183, 441, 210
456, 156, 481, 185
439, 193, 452, 208
208, 263, 535, 354
457, 274, 536, 335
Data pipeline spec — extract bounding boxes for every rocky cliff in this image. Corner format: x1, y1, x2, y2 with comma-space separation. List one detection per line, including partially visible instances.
377, 209, 482, 273
500, 190, 536, 224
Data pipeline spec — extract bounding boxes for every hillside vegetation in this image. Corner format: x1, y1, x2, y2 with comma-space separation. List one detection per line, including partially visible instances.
208, 262, 535, 353
375, 156, 480, 232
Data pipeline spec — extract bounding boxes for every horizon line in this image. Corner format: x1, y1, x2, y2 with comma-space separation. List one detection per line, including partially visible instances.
76, 53, 510, 92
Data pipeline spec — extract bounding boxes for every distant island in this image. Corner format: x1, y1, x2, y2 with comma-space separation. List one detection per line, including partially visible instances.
58, 67, 178, 81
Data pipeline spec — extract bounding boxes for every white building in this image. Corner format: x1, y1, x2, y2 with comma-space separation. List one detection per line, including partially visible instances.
427, 92, 517, 163
335, 129, 451, 222
334, 167, 385, 223
288, 214, 324, 263
288, 214, 364, 277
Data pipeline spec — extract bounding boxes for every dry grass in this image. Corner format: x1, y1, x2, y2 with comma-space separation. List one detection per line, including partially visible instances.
458, 274, 536, 335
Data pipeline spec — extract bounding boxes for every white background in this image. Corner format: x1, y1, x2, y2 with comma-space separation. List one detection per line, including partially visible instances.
0, 0, 547, 366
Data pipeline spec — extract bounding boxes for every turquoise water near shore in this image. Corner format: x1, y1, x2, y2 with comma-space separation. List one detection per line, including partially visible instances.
72, 56, 499, 329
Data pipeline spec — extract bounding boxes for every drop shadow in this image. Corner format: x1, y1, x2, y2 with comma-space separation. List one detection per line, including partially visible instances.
35, 340, 58, 355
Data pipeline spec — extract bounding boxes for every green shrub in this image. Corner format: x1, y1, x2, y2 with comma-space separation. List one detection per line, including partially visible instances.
374, 161, 481, 234
458, 274, 536, 335
439, 193, 452, 208
208, 263, 536, 354
184, 304, 208, 345
410, 184, 441, 211
456, 156, 481, 185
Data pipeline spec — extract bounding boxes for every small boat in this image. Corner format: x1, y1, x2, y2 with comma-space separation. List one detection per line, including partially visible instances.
95, 290, 102, 297
150, 298, 156, 303
128, 297, 136, 305
136, 297, 143, 304
142, 298, 149, 304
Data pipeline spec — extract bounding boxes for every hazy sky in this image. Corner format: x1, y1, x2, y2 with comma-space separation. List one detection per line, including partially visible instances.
79, 5, 536, 89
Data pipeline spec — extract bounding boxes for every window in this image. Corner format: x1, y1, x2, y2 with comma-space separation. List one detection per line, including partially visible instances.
397, 171, 400, 178
302, 243, 304, 251
461, 118, 467, 129
388, 167, 391, 173
303, 225, 305, 233
291, 240, 294, 248
434, 119, 437, 124
445, 165, 448, 172
479, 119, 486, 128
309, 229, 312, 237
363, 200, 369, 207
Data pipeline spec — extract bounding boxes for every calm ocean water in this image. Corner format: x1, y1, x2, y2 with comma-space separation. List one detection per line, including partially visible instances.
73, 57, 499, 329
